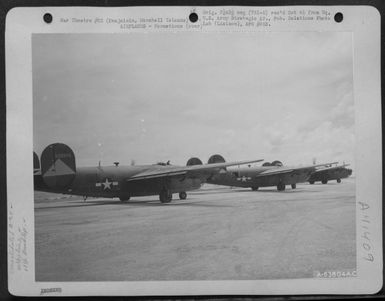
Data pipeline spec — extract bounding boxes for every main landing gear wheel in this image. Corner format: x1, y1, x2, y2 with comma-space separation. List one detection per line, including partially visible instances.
277, 182, 286, 191
179, 192, 187, 200
321, 179, 328, 184
251, 186, 259, 191
119, 196, 130, 202
159, 190, 172, 203
337, 179, 341, 183
291, 184, 296, 189
309, 181, 315, 185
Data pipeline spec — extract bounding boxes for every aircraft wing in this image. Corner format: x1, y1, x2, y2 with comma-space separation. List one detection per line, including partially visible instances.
313, 164, 350, 173
255, 162, 338, 177
126, 159, 263, 182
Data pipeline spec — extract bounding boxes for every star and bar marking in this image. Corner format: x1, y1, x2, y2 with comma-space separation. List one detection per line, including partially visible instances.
96, 178, 119, 190
237, 176, 252, 182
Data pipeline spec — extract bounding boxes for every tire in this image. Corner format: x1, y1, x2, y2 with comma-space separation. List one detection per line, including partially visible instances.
179, 191, 187, 200
119, 196, 130, 202
277, 183, 285, 191
160, 190, 172, 203
251, 186, 259, 191
337, 179, 341, 183
291, 184, 296, 189
309, 181, 315, 185
321, 179, 328, 184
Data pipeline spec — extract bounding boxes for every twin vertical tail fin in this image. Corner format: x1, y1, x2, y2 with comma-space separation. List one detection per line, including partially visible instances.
186, 157, 203, 166
33, 151, 45, 190
40, 143, 76, 189
33, 152, 40, 175
207, 154, 226, 164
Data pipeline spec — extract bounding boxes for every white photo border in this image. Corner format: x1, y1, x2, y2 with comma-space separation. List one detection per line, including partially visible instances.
6, 5, 382, 296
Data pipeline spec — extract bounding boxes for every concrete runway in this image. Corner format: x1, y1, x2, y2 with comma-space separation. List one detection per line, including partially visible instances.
35, 178, 356, 281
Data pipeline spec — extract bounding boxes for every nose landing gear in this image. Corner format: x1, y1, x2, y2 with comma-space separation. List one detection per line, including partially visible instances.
179, 191, 187, 200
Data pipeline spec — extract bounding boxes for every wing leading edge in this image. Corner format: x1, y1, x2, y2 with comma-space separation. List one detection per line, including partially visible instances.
255, 162, 339, 177
313, 163, 350, 173
126, 159, 264, 182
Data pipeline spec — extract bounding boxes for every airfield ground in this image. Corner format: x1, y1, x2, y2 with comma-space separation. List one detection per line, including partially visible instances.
35, 178, 356, 281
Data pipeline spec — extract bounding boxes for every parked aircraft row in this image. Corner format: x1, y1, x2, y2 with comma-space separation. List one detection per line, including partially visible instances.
33, 143, 352, 203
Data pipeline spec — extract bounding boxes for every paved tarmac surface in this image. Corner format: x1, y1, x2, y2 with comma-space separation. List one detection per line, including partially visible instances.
35, 178, 356, 281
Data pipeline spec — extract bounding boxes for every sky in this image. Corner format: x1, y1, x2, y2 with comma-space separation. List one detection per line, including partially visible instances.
32, 32, 354, 168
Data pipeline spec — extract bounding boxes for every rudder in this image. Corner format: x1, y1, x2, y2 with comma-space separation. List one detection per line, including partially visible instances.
40, 143, 76, 189
33, 151, 40, 175
207, 154, 225, 164
186, 157, 203, 166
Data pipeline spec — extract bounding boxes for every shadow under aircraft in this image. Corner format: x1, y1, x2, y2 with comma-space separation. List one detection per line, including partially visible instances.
33, 143, 262, 203
199, 154, 337, 191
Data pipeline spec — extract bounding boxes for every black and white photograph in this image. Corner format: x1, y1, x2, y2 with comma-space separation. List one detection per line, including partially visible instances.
6, 6, 382, 296
32, 30, 356, 281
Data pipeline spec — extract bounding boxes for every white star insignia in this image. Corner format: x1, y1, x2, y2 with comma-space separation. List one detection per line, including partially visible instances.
101, 178, 112, 190
96, 179, 119, 190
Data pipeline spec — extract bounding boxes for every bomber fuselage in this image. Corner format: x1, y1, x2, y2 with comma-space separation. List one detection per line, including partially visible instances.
35, 164, 202, 198
207, 165, 313, 189
308, 167, 352, 184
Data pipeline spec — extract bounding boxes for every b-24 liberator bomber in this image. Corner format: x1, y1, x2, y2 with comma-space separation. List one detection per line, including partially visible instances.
33, 143, 262, 203
202, 154, 337, 191
308, 164, 352, 184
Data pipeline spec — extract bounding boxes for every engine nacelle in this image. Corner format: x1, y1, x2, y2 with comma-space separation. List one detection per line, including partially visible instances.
41, 143, 76, 189
208, 154, 226, 164
186, 157, 203, 166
